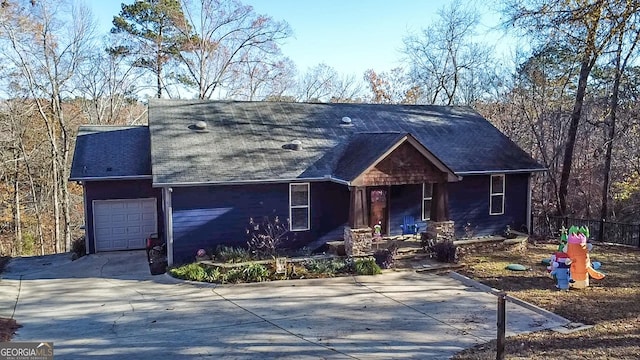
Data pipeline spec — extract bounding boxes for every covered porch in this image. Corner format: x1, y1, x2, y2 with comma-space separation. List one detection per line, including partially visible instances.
338, 133, 460, 256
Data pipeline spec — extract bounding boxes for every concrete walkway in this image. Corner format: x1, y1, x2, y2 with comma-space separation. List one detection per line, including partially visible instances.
0, 252, 569, 359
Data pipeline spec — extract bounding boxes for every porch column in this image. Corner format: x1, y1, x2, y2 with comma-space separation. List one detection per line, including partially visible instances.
427, 182, 455, 242
346, 186, 372, 256
431, 182, 450, 222
348, 186, 368, 228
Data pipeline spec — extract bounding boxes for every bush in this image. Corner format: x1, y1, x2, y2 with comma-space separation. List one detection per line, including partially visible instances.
429, 240, 458, 263
420, 232, 435, 251
215, 245, 251, 263
22, 233, 35, 256
205, 266, 222, 282
224, 268, 244, 283
170, 263, 207, 281
373, 249, 395, 269
246, 216, 291, 258
242, 263, 270, 282
374, 241, 398, 269
354, 257, 382, 275
71, 235, 86, 260
303, 258, 346, 275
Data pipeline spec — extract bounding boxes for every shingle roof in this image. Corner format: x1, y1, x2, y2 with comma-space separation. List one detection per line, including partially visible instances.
148, 100, 544, 185
70, 126, 151, 180
332, 132, 406, 181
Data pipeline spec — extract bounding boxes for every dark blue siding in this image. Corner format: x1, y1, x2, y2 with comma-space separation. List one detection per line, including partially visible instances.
309, 182, 350, 241
389, 184, 426, 236
449, 174, 529, 237
84, 180, 163, 253
171, 182, 351, 264
171, 183, 289, 263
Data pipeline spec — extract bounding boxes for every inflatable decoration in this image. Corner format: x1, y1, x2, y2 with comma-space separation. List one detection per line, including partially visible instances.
564, 226, 605, 289
550, 261, 571, 290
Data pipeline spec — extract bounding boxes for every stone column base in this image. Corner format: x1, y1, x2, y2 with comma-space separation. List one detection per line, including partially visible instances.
426, 220, 455, 242
344, 226, 373, 256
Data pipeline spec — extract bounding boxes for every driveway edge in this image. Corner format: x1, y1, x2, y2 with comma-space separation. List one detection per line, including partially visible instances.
449, 271, 571, 326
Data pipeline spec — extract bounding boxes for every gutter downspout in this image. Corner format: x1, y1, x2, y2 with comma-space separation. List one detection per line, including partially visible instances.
82, 183, 89, 255
526, 173, 533, 234
163, 187, 174, 266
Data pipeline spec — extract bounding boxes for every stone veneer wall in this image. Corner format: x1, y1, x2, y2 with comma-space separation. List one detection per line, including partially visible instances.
344, 227, 373, 256
426, 221, 455, 242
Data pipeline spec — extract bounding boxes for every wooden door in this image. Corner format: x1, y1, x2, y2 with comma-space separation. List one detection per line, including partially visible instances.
369, 187, 389, 235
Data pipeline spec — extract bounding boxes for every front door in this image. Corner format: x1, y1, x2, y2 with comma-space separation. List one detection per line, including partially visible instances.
369, 187, 389, 235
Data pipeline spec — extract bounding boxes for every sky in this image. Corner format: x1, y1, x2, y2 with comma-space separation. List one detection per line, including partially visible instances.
87, 0, 510, 77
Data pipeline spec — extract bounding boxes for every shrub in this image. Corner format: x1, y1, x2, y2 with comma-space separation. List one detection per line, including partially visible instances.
224, 268, 244, 283
354, 257, 382, 275
374, 241, 398, 269
215, 245, 251, 263
429, 240, 458, 263
71, 235, 86, 260
205, 266, 222, 282
373, 249, 395, 269
246, 216, 291, 258
420, 232, 435, 251
242, 263, 270, 282
303, 258, 346, 275
170, 263, 207, 281
21, 233, 35, 256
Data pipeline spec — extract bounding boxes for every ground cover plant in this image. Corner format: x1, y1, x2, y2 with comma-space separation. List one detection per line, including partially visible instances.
169, 255, 386, 284
453, 241, 640, 359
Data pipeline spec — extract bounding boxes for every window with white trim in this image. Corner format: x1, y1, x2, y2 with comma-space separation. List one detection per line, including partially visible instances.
422, 183, 433, 221
490, 175, 505, 215
289, 183, 310, 231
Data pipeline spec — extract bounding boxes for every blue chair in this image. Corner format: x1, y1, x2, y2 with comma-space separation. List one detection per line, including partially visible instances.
400, 216, 420, 235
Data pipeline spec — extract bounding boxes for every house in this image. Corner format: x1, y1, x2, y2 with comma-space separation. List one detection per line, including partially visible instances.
70, 100, 545, 265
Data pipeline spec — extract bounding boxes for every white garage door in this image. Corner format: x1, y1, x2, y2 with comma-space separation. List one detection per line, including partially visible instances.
93, 198, 157, 252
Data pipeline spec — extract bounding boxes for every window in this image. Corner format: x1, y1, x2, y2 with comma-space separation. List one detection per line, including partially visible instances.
289, 183, 310, 231
422, 183, 433, 221
490, 175, 505, 215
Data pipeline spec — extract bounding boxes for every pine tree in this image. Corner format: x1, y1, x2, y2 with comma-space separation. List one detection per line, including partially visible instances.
110, 0, 192, 98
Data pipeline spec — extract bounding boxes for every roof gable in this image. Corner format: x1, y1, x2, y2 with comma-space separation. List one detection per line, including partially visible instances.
334, 133, 459, 185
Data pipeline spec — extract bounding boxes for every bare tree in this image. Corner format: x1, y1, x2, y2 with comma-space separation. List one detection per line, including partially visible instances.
598, 6, 640, 223
224, 50, 297, 101
295, 63, 363, 103
77, 48, 145, 124
0, 0, 94, 252
504, 0, 638, 216
179, 0, 291, 99
364, 67, 421, 104
402, 0, 494, 105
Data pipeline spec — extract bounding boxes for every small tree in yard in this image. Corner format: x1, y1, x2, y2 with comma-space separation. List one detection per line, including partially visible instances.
246, 216, 291, 258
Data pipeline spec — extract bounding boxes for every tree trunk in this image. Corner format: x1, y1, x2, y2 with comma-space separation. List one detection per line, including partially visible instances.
18, 136, 46, 255
53, 94, 73, 252
558, 57, 592, 216
600, 43, 622, 225
52, 155, 61, 254
13, 148, 22, 256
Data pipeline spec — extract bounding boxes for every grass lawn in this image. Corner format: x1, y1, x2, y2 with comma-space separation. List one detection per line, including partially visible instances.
452, 241, 640, 359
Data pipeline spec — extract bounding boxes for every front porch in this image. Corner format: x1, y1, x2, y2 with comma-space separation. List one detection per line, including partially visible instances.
341, 134, 460, 256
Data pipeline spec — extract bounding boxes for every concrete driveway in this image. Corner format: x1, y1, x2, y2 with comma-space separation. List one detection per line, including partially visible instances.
0, 251, 568, 359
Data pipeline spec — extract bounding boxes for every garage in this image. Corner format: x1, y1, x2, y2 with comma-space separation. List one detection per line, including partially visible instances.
93, 198, 158, 252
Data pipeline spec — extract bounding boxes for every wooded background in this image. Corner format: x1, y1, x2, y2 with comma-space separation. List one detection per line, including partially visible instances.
1, 0, 639, 256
